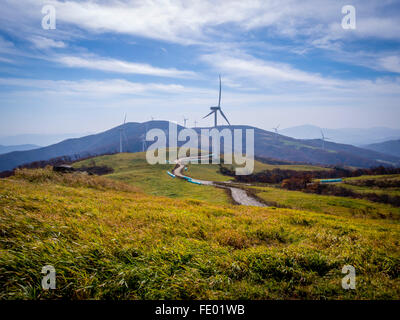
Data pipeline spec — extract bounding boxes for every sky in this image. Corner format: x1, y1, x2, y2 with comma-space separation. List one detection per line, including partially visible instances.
0, 0, 399, 136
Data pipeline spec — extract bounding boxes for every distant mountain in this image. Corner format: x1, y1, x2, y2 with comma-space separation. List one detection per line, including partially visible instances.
363, 139, 400, 158
0, 144, 40, 155
0, 133, 91, 147
0, 121, 399, 172
193, 125, 399, 168
0, 122, 161, 171
280, 125, 400, 146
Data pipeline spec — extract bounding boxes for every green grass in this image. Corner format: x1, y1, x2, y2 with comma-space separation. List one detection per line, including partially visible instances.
250, 163, 329, 172
341, 183, 400, 197
344, 174, 400, 182
250, 186, 400, 220
1, 168, 399, 299
185, 163, 233, 182
185, 158, 328, 182
341, 174, 400, 197
73, 152, 327, 204
73, 153, 231, 205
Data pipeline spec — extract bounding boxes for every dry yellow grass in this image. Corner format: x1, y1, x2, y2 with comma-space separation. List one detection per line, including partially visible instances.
1, 168, 399, 299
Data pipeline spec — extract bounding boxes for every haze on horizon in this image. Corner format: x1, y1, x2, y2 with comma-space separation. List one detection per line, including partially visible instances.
0, 0, 400, 136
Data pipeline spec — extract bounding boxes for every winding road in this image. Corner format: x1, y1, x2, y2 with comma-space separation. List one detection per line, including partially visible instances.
172, 156, 266, 207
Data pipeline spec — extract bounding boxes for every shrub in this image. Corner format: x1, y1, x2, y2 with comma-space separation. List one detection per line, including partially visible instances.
13, 167, 138, 193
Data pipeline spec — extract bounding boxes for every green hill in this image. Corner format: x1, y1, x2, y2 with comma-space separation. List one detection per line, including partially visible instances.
364, 139, 400, 158
73, 152, 232, 205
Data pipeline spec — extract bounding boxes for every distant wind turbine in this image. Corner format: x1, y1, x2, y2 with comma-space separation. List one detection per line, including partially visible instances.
272, 124, 280, 140
183, 116, 188, 127
194, 120, 198, 128
320, 129, 332, 150
140, 123, 148, 152
203, 75, 230, 127
141, 136, 146, 152
119, 114, 128, 153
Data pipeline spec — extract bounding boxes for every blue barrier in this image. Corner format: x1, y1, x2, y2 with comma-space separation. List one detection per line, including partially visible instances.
188, 179, 202, 185
320, 178, 342, 183
167, 171, 175, 178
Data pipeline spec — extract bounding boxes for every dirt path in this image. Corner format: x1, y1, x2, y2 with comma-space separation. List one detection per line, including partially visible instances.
172, 156, 266, 207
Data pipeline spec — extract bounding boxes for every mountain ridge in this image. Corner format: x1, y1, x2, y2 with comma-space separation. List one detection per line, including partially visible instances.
280, 124, 400, 146
0, 121, 399, 172
363, 139, 400, 158
0, 144, 40, 155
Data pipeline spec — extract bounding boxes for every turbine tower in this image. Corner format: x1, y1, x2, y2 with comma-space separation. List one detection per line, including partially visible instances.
194, 120, 198, 128
141, 136, 146, 152
320, 129, 331, 150
203, 75, 230, 127
272, 124, 280, 140
140, 123, 148, 152
183, 116, 188, 127
119, 114, 128, 153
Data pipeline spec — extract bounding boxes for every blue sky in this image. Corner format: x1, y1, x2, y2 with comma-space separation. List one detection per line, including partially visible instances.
0, 0, 399, 136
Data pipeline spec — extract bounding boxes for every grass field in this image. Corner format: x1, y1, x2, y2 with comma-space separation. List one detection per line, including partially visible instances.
73, 153, 232, 205
185, 158, 328, 182
344, 174, 400, 182
73, 153, 327, 203
249, 186, 400, 220
340, 183, 400, 197
340, 175, 400, 197
185, 163, 234, 182
1, 167, 399, 299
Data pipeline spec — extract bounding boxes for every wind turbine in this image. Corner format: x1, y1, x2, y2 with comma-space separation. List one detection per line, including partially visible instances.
272, 124, 280, 140
183, 116, 188, 127
119, 114, 128, 153
320, 129, 332, 150
140, 123, 148, 152
141, 136, 146, 152
194, 120, 198, 128
203, 75, 230, 127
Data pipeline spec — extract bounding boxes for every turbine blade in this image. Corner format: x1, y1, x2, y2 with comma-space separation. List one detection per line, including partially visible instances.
219, 109, 230, 125
218, 75, 222, 107
203, 110, 215, 119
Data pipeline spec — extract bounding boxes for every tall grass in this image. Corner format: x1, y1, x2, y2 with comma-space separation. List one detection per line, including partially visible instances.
14, 167, 139, 193
1, 168, 399, 299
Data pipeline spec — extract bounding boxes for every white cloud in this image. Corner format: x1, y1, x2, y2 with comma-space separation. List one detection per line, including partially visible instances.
30, 36, 66, 49
55, 55, 197, 78
0, 56, 13, 63
199, 50, 400, 105
0, 36, 16, 54
0, 78, 188, 96
201, 52, 341, 88
48, 0, 338, 44
3, 0, 398, 45
378, 56, 400, 74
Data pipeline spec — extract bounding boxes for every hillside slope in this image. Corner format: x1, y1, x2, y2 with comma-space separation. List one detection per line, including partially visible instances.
73, 152, 232, 205
1, 168, 399, 299
194, 125, 400, 168
363, 139, 400, 158
1, 121, 399, 171
281, 125, 400, 146
0, 144, 40, 155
